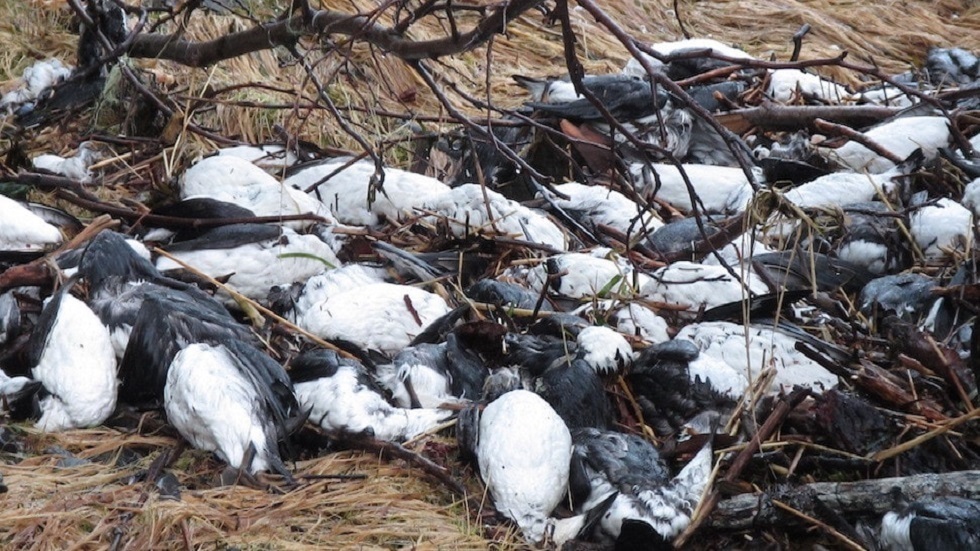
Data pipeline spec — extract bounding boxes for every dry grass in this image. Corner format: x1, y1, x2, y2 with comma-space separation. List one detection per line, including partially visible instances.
1, 424, 497, 550
4, 1, 978, 163
1, 1, 979, 549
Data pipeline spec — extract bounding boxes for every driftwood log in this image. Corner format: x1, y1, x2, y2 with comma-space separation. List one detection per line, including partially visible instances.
708, 470, 980, 530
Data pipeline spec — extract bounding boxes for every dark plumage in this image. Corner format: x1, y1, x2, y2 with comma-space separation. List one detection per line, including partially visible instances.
151, 198, 258, 239
534, 357, 612, 430
860, 273, 937, 320
835, 201, 911, 275
503, 332, 571, 375
568, 427, 670, 510
77, 230, 160, 290
749, 250, 875, 294
119, 291, 255, 408
444, 333, 489, 401
521, 74, 669, 122
644, 215, 747, 262
466, 279, 552, 311
880, 494, 980, 551
628, 340, 736, 436
162, 223, 283, 253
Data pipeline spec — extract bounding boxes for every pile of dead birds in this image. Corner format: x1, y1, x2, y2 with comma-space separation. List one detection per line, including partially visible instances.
3, 15, 980, 551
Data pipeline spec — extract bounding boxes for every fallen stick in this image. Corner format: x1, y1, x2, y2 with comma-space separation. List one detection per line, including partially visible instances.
717, 103, 901, 133
707, 470, 980, 530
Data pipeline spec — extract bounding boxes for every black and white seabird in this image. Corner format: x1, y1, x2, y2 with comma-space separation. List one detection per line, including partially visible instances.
180, 155, 332, 228
76, 230, 242, 364
154, 223, 340, 305
621, 38, 754, 80
118, 290, 257, 409
554, 424, 713, 549
457, 389, 573, 545
164, 340, 303, 478
818, 116, 950, 174
0, 194, 64, 255
290, 349, 453, 442
376, 342, 454, 409
628, 339, 743, 435
282, 157, 449, 226
878, 494, 980, 551
859, 273, 938, 321
26, 284, 117, 431
568, 427, 670, 513
516, 74, 694, 166
675, 320, 841, 393
833, 201, 911, 274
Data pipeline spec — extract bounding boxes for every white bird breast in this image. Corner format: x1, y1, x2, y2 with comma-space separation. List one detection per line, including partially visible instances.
283, 159, 449, 226
478, 390, 572, 544
613, 303, 670, 343
0, 58, 72, 107
823, 116, 950, 174
631, 163, 756, 214
962, 178, 980, 218
294, 365, 450, 442
767, 69, 853, 104
155, 230, 339, 303
33, 294, 117, 431
285, 264, 388, 321
576, 326, 633, 374
676, 321, 839, 392
164, 343, 275, 473
909, 198, 974, 260
298, 283, 451, 355
782, 170, 898, 210
422, 184, 566, 251
216, 145, 298, 172
0, 195, 63, 251
641, 261, 769, 314
528, 252, 649, 299
547, 182, 665, 235
621, 39, 753, 78
182, 156, 331, 228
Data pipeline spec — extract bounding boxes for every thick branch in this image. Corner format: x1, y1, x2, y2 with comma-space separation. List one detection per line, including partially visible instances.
709, 470, 980, 531
718, 102, 902, 133
127, 2, 545, 66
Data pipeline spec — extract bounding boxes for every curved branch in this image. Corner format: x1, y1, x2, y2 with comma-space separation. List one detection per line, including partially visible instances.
126, 1, 545, 67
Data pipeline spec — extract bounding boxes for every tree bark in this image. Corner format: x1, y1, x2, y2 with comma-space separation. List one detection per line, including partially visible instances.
708, 470, 980, 530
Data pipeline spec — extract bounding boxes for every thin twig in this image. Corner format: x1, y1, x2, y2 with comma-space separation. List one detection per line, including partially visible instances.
872, 407, 980, 462
771, 499, 867, 551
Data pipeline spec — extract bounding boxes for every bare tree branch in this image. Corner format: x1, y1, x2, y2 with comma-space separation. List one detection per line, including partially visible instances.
126, 1, 546, 67
709, 470, 980, 531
